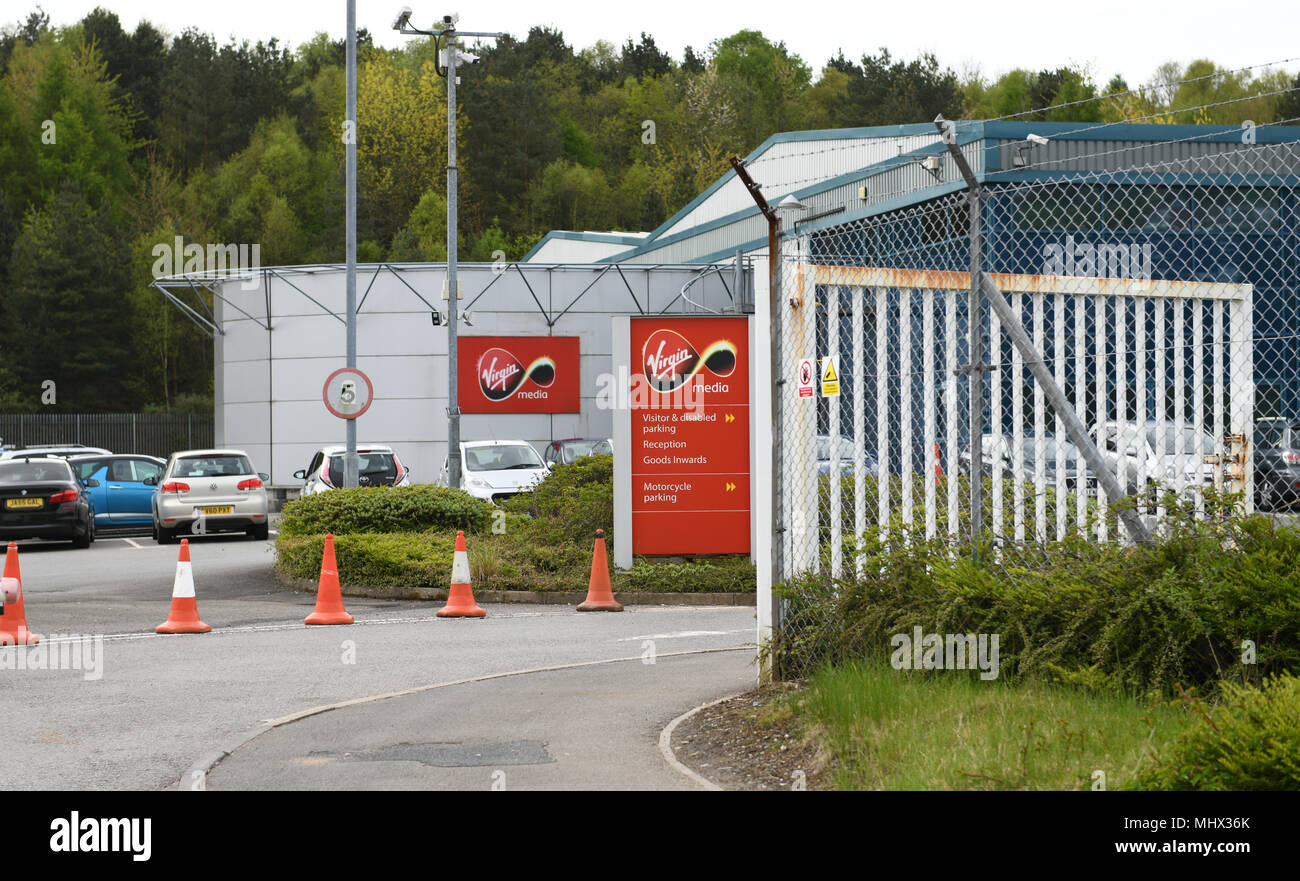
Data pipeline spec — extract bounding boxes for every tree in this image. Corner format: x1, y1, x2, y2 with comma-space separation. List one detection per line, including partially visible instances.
826, 49, 962, 126
2, 181, 135, 409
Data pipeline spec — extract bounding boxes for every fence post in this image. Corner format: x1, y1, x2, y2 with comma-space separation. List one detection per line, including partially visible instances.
967, 186, 984, 550
132, 413, 137, 452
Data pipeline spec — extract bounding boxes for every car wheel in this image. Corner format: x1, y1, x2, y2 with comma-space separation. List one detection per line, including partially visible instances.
247, 524, 269, 540
72, 523, 91, 549
156, 524, 175, 545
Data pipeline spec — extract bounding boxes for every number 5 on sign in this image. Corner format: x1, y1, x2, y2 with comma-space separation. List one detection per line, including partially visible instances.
820, 357, 840, 397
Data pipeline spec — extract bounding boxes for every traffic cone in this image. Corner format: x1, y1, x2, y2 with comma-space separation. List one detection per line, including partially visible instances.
156, 539, 211, 634
305, 533, 354, 625
934, 442, 944, 483
577, 529, 623, 612
437, 531, 485, 618
0, 543, 40, 645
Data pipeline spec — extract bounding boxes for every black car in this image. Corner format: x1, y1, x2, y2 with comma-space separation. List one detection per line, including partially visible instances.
1254, 418, 1300, 511
0, 457, 96, 548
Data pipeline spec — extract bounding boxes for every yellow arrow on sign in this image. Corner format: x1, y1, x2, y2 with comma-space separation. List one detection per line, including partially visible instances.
724, 413, 735, 423
724, 481, 736, 492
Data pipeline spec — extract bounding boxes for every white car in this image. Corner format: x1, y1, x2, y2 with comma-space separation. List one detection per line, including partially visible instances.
441, 440, 549, 504
293, 444, 411, 496
149, 449, 270, 543
1091, 420, 1217, 495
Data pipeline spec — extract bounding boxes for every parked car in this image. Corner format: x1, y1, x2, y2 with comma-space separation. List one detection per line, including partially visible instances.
441, 440, 549, 504
0, 444, 111, 461
293, 444, 411, 496
957, 433, 1096, 491
817, 435, 880, 477
541, 437, 612, 467
0, 457, 95, 548
1253, 417, 1300, 511
68, 454, 165, 529
148, 449, 270, 543
1091, 420, 1217, 495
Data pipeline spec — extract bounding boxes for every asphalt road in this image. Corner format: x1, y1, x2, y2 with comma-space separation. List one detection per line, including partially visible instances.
0, 530, 757, 790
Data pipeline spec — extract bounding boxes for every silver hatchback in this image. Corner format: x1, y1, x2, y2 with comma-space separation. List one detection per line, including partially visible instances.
149, 449, 270, 543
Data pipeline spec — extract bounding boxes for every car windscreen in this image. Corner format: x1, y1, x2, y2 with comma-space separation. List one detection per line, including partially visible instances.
559, 440, 611, 464
328, 452, 398, 485
0, 461, 73, 482
465, 445, 543, 471
172, 455, 254, 478
816, 437, 856, 461
1145, 427, 1217, 455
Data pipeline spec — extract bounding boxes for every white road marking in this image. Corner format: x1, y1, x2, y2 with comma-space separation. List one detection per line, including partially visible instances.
618, 629, 751, 642
123, 538, 143, 549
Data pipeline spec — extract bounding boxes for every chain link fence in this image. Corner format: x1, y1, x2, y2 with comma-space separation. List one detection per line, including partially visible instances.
771, 134, 1300, 679
0, 413, 213, 459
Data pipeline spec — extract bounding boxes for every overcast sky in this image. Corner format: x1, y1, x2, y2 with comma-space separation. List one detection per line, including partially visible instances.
20, 0, 1300, 90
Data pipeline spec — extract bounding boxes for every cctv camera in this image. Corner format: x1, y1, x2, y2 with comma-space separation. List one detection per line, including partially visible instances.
392, 6, 412, 30
1027, 133, 1049, 146
443, 13, 459, 26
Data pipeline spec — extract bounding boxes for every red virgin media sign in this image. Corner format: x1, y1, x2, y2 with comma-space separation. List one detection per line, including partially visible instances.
630, 317, 749, 555
458, 336, 580, 413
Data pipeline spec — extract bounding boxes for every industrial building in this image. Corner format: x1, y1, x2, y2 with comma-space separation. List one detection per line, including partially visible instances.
158, 119, 1300, 487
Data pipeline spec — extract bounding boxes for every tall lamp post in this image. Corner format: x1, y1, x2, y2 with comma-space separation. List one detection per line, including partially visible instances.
393, 8, 503, 490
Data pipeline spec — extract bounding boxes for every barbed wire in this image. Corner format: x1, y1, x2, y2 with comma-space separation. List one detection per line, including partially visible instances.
745, 83, 1300, 195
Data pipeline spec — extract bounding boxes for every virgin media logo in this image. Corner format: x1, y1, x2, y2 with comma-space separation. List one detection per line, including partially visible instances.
478, 347, 556, 401
641, 329, 737, 393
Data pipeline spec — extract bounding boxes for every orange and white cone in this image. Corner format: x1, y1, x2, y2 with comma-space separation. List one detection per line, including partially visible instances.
934, 442, 943, 484
437, 530, 485, 618
577, 529, 623, 612
156, 539, 211, 634
0, 542, 40, 645
305, 533, 354, 625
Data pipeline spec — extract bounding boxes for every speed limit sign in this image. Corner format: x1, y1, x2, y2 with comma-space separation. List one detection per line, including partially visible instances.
323, 367, 374, 419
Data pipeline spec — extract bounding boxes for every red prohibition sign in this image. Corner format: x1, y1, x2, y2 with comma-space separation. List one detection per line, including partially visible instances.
323, 367, 375, 419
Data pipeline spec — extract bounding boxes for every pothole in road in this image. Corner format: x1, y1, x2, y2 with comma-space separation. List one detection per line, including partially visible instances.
304, 740, 555, 767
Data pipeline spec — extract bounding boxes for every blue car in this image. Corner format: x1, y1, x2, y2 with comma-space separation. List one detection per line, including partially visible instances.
68, 454, 166, 529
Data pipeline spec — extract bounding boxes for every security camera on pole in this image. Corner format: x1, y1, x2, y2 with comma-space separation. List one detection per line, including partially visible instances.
394, 10, 504, 490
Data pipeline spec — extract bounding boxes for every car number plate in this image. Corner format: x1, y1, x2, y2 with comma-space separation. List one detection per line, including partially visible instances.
200, 506, 233, 515
5, 498, 43, 509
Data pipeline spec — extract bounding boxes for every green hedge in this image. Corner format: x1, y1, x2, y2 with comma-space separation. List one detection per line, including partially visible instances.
1133, 674, 1300, 790
500, 454, 613, 544
773, 499, 1300, 695
276, 455, 756, 594
279, 485, 492, 537
276, 529, 754, 593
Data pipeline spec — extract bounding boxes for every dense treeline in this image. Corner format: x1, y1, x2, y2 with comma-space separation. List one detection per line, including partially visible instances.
0, 6, 1296, 412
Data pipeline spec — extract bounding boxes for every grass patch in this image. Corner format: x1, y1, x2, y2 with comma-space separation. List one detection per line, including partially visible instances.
794, 660, 1186, 790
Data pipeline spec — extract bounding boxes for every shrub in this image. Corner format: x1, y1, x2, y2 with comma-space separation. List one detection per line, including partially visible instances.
619, 557, 757, 593
276, 530, 756, 594
279, 485, 492, 537
501, 454, 613, 544
1133, 674, 1300, 790
773, 498, 1300, 695
277, 531, 457, 588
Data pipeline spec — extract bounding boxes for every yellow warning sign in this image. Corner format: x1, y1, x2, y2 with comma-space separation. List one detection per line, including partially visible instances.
821, 357, 840, 397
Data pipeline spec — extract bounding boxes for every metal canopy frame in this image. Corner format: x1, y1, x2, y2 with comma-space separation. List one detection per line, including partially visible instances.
150, 260, 751, 338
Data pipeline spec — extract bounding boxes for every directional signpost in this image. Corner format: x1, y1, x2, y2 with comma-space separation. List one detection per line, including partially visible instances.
624, 316, 751, 556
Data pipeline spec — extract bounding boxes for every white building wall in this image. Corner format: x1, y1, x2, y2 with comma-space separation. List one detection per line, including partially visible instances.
211, 263, 744, 486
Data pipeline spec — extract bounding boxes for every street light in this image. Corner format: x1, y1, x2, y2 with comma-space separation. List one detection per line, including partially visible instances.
394, 10, 503, 492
